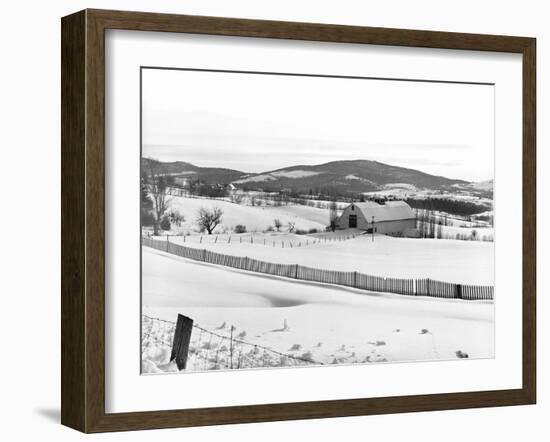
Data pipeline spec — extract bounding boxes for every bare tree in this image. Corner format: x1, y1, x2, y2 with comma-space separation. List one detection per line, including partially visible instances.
287, 222, 296, 233
144, 159, 171, 235
196, 206, 224, 234
329, 200, 339, 232
273, 218, 282, 232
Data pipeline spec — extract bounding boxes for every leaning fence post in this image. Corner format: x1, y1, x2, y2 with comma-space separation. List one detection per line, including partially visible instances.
170, 314, 194, 370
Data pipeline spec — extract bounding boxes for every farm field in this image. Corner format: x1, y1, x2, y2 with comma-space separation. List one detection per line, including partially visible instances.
158, 233, 494, 285
168, 196, 328, 233
141, 248, 494, 373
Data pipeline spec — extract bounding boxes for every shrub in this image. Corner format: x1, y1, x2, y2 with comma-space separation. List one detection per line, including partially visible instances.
169, 210, 185, 226
308, 228, 318, 234
265, 225, 274, 232
295, 229, 308, 235
234, 224, 247, 234
160, 215, 171, 231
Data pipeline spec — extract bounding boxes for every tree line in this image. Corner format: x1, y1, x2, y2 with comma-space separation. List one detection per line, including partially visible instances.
405, 197, 489, 217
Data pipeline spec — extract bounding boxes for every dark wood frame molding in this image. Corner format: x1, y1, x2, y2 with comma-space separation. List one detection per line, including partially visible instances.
61, 9, 536, 433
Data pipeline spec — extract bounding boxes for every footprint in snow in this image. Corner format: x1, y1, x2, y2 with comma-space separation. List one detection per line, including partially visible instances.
419, 329, 430, 335
368, 340, 386, 346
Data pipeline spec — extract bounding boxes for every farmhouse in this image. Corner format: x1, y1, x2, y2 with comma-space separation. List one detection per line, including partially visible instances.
336, 201, 417, 237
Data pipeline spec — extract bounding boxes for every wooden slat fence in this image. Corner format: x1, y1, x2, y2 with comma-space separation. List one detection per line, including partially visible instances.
462, 284, 494, 301
143, 236, 493, 301
297, 265, 356, 287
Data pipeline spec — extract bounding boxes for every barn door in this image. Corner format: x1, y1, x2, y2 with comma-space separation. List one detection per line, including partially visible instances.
349, 214, 357, 228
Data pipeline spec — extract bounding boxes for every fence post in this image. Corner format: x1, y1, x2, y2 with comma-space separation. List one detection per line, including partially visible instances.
166, 235, 169, 252
295, 264, 298, 279
202, 249, 207, 261
354, 271, 357, 288
230, 325, 235, 369
427, 278, 430, 297
455, 284, 463, 299
170, 314, 194, 370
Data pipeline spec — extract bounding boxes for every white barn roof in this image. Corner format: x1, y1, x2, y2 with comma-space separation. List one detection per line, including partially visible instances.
352, 201, 415, 222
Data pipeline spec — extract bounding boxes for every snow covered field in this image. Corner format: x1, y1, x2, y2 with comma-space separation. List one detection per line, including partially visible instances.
142, 247, 494, 374
168, 196, 327, 233
159, 234, 494, 285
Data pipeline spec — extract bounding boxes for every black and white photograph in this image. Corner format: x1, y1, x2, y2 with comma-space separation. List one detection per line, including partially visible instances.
140, 67, 495, 374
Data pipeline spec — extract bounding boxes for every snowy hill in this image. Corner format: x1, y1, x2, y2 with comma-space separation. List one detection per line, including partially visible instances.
142, 158, 470, 194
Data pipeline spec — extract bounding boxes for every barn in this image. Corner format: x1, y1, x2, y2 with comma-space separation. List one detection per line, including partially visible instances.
336, 201, 417, 237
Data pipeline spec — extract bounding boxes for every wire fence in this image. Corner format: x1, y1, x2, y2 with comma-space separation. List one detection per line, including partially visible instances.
143, 236, 494, 301
142, 315, 320, 371
145, 231, 357, 249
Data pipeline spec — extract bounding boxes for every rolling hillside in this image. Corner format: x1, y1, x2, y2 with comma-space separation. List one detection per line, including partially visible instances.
143, 158, 470, 194
236, 160, 468, 194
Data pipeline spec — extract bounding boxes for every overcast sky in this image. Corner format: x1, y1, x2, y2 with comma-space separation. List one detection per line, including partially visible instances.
142, 68, 494, 182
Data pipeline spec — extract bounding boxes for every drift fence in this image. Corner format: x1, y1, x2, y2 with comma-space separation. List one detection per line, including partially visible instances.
142, 314, 320, 371
143, 236, 493, 301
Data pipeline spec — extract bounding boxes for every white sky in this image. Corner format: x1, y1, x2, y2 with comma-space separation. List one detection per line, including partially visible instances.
142, 68, 494, 182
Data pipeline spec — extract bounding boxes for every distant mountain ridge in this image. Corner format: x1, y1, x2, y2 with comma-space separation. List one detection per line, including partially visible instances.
142, 158, 244, 183
142, 158, 473, 195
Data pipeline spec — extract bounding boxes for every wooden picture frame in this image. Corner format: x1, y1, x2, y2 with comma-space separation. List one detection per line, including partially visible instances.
61, 9, 536, 433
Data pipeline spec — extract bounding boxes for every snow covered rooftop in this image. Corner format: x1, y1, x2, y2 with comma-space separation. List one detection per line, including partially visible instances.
352, 201, 415, 222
